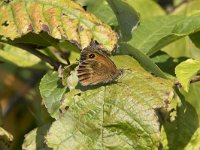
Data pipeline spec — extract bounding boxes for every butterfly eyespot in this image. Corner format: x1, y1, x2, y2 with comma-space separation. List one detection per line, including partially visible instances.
89, 53, 95, 58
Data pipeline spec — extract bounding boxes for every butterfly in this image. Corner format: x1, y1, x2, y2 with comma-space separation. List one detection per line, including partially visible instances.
77, 49, 122, 86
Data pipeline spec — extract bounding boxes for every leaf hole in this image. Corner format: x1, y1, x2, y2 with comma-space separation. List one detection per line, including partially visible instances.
42, 24, 50, 33
78, 26, 84, 32
75, 93, 81, 96
1, 20, 9, 27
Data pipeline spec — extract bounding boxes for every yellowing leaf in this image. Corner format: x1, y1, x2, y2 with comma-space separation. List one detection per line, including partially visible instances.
0, 0, 117, 51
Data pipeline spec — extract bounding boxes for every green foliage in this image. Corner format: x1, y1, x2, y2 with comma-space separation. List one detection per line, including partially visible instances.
0, 0, 199, 149
41, 56, 174, 150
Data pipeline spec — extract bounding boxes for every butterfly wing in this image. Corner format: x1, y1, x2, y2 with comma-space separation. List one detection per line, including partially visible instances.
77, 50, 120, 86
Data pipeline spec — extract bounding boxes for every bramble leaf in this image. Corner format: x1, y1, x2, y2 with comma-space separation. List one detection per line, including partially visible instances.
0, 0, 117, 51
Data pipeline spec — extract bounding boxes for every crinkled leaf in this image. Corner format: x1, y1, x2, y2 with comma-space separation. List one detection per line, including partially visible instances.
175, 59, 200, 92
0, 0, 117, 51
22, 123, 52, 150
45, 55, 174, 150
0, 127, 13, 146
0, 43, 41, 67
39, 71, 66, 119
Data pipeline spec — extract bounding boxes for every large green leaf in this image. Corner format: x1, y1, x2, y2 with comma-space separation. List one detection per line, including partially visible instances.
0, 43, 41, 67
128, 12, 200, 56
0, 0, 117, 51
128, 16, 184, 55
44, 55, 174, 149
175, 59, 200, 92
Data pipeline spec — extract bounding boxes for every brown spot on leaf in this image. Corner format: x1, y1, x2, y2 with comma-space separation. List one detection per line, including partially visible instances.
61, 35, 67, 40
94, 22, 101, 26
42, 24, 50, 33
27, 24, 34, 32
78, 26, 84, 32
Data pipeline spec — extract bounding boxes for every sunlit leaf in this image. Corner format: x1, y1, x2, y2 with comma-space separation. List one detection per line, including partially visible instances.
175, 59, 200, 92
45, 55, 174, 150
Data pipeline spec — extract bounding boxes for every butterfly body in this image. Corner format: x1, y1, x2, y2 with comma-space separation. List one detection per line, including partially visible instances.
77, 49, 122, 86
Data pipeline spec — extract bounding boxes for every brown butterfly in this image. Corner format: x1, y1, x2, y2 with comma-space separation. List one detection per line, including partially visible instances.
77, 49, 122, 86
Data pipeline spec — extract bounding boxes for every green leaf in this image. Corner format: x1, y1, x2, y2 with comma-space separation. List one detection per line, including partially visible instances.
0, 0, 117, 51
162, 36, 200, 59
175, 59, 200, 92
127, 12, 200, 56
0, 43, 41, 67
45, 55, 174, 150
190, 31, 200, 50
39, 71, 66, 119
107, 0, 139, 41
162, 0, 200, 59
87, 0, 118, 26
22, 123, 51, 150
173, 13, 200, 36
128, 16, 184, 55
185, 82, 200, 118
